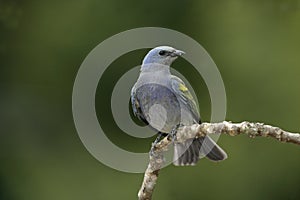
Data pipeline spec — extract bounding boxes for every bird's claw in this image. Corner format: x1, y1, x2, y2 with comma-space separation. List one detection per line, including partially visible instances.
168, 123, 183, 141
150, 133, 165, 156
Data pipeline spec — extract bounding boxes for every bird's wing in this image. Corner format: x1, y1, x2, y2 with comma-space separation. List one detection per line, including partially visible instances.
130, 84, 149, 125
170, 75, 200, 122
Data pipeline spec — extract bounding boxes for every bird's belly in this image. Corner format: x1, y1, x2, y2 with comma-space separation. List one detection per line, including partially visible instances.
136, 84, 192, 133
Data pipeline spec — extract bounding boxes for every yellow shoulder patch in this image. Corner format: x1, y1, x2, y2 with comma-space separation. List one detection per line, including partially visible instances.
179, 83, 188, 92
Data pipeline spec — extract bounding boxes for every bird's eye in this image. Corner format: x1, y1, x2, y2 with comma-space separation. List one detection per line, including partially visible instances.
159, 50, 167, 56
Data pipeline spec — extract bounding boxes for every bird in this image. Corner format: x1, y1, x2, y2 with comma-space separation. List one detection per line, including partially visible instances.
131, 46, 227, 166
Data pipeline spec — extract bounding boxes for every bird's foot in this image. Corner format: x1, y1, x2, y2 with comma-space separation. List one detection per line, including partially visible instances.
153, 133, 164, 145
150, 133, 165, 156
168, 123, 184, 142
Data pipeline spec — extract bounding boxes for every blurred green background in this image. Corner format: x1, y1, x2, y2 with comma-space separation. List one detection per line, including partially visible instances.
1, 0, 300, 200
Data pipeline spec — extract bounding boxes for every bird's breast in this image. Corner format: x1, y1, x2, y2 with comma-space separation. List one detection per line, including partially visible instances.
136, 83, 186, 133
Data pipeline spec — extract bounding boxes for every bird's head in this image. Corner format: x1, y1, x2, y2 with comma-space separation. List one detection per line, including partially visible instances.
142, 46, 185, 67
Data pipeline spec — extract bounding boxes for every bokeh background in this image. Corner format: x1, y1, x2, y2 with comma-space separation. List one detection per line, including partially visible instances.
1, 0, 300, 200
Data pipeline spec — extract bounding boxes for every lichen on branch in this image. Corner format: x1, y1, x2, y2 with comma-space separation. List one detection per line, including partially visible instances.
138, 121, 300, 200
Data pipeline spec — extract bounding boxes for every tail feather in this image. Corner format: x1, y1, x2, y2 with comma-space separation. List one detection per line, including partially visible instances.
197, 136, 228, 162
173, 136, 227, 166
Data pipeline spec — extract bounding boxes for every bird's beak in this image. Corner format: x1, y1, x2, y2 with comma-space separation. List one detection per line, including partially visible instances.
170, 49, 185, 57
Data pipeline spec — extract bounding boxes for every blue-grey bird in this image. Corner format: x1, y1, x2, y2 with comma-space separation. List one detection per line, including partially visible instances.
131, 46, 227, 166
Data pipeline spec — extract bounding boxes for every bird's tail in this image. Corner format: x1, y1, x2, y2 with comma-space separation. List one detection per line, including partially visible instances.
173, 136, 227, 166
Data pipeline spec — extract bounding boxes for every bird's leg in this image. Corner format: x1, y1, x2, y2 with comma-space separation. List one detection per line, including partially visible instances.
168, 123, 184, 141
151, 133, 163, 148
150, 132, 166, 156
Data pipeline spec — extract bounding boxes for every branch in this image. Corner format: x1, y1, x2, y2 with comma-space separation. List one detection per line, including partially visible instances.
138, 121, 300, 200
